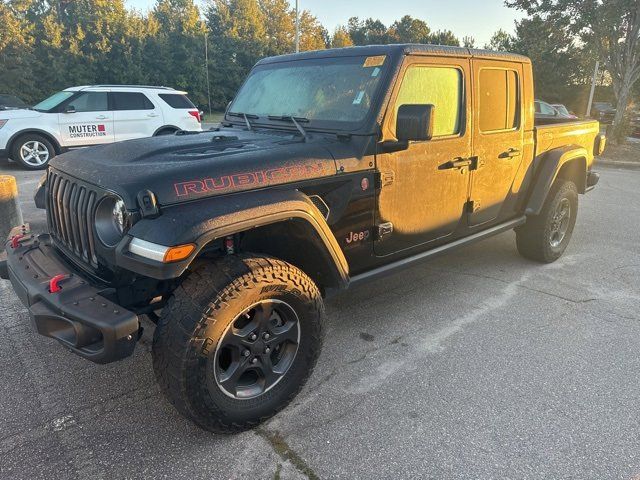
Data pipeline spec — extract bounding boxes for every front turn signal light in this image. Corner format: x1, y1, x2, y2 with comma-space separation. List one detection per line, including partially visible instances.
163, 244, 196, 263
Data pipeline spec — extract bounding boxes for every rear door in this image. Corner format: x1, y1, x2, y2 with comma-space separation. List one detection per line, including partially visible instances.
375, 55, 472, 256
58, 91, 114, 147
111, 91, 161, 141
469, 60, 525, 226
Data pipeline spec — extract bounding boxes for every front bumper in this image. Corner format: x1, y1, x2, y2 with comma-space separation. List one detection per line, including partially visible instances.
1, 228, 139, 363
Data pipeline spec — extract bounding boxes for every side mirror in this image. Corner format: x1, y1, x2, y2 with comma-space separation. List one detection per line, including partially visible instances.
397, 104, 435, 142
64, 105, 76, 113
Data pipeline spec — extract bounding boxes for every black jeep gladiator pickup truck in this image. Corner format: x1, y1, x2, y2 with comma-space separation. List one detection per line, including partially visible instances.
1, 45, 605, 433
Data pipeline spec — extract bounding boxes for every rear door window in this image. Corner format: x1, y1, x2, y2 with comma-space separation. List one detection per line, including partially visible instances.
159, 94, 196, 109
111, 92, 155, 111
479, 69, 519, 132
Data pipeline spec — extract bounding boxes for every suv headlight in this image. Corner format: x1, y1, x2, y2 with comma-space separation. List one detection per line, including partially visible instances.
95, 195, 129, 247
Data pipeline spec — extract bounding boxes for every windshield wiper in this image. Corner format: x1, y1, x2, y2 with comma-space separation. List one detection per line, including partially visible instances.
268, 115, 310, 140
228, 111, 258, 131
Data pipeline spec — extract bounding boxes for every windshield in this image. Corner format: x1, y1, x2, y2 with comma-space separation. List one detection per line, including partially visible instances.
228, 55, 388, 129
554, 105, 569, 116
33, 91, 75, 112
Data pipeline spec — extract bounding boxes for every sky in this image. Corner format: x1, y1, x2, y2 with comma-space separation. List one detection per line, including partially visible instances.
125, 0, 525, 47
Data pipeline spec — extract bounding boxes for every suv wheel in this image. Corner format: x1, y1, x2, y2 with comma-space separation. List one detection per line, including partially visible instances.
152, 255, 324, 433
516, 179, 578, 263
11, 134, 56, 170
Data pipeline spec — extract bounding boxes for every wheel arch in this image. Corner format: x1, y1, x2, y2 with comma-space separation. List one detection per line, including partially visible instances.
524, 145, 588, 216
153, 125, 180, 136
7, 129, 62, 156
122, 189, 350, 290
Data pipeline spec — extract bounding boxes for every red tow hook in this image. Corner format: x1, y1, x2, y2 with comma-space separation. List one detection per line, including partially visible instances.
10, 234, 25, 249
49, 274, 71, 293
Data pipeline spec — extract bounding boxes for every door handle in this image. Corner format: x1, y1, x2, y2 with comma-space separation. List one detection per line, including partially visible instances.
147, 113, 159, 118
440, 157, 476, 170
500, 148, 521, 158
96, 115, 108, 120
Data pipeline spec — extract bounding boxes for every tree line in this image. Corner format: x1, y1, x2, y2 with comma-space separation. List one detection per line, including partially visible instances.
1, 0, 638, 141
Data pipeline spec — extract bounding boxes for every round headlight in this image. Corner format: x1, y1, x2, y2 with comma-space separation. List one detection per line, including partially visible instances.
95, 196, 129, 247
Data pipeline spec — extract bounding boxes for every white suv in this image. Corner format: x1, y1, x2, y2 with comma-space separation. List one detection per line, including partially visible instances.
0, 85, 203, 169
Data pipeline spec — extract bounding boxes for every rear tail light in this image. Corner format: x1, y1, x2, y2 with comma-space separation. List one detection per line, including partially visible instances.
188, 110, 201, 122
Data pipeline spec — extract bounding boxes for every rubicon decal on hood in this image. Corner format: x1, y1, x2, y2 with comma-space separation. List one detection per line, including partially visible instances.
174, 163, 330, 198
68, 124, 107, 139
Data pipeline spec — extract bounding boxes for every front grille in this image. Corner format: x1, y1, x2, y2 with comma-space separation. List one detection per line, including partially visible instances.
47, 170, 100, 267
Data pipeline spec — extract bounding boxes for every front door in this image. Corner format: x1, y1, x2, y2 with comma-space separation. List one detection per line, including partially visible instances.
469, 60, 524, 226
375, 56, 472, 256
58, 91, 115, 147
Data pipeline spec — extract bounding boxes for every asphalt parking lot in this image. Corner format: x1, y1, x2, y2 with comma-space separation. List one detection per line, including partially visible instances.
1, 161, 639, 480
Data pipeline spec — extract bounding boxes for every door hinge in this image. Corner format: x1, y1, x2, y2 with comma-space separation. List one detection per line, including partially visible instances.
376, 171, 395, 188
377, 222, 394, 239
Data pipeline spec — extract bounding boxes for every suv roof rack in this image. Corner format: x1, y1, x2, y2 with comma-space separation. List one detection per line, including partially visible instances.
86, 85, 176, 90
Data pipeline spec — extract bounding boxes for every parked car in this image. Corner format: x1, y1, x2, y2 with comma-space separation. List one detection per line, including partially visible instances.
534, 99, 562, 121
0, 85, 202, 169
1, 44, 605, 433
0, 94, 28, 111
591, 102, 616, 124
551, 103, 578, 119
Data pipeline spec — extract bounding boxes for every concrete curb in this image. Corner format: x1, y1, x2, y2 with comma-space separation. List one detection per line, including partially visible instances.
595, 159, 640, 170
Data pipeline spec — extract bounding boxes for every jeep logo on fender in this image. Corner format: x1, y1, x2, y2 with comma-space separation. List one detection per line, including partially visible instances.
68, 124, 107, 139
174, 163, 328, 197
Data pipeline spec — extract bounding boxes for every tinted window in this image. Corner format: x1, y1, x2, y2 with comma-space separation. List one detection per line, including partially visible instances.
393, 66, 463, 137
112, 92, 155, 111
67, 92, 108, 113
479, 69, 519, 132
159, 94, 196, 109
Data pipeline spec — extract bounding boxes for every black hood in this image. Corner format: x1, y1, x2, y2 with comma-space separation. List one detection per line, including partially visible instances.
51, 128, 339, 207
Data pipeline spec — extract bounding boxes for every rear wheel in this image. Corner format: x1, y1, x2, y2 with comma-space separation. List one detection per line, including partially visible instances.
152, 255, 324, 433
10, 134, 55, 170
516, 179, 578, 263
154, 127, 177, 136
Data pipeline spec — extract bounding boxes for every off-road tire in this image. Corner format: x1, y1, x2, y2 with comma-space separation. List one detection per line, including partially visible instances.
152, 254, 324, 433
516, 179, 578, 263
10, 133, 56, 170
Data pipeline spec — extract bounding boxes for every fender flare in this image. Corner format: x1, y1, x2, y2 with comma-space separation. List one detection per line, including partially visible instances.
117, 189, 350, 287
525, 145, 588, 216
7, 128, 62, 155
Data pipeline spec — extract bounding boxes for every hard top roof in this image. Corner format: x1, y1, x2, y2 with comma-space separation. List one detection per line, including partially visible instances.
258, 44, 531, 65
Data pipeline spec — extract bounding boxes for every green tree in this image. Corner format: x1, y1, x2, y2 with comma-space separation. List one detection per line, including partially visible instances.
0, 1, 36, 101
388, 15, 431, 43
207, 0, 267, 108
428, 30, 460, 46
506, 0, 640, 142
347, 17, 390, 45
462, 35, 476, 48
147, 0, 206, 104
484, 29, 514, 51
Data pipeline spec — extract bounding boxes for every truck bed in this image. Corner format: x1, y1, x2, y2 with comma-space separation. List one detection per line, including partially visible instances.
534, 119, 600, 170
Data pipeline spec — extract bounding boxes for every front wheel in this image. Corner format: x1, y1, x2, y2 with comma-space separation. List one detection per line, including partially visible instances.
10, 134, 56, 170
152, 255, 324, 433
516, 179, 578, 263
